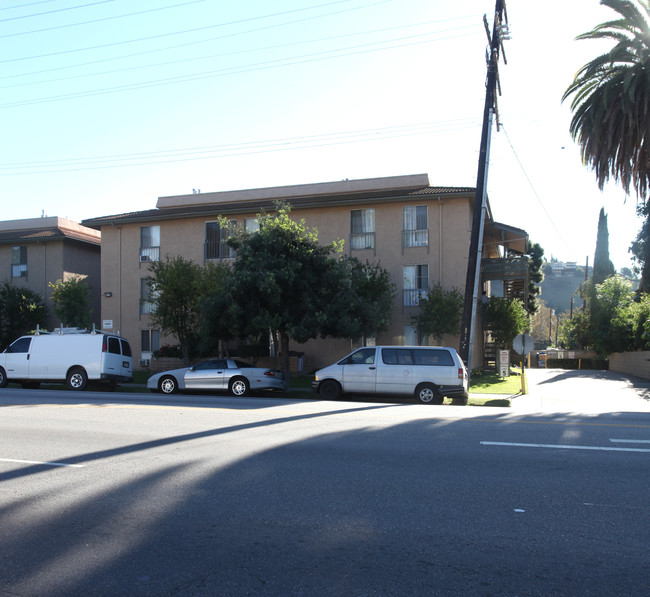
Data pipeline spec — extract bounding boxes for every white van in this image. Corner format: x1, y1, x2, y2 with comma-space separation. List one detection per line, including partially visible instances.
0, 328, 133, 391
312, 345, 468, 404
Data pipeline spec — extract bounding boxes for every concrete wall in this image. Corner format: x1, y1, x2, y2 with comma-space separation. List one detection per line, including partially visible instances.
609, 352, 650, 381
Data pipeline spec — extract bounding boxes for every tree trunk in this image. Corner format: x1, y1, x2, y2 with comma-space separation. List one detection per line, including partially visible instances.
180, 338, 191, 367
279, 330, 291, 383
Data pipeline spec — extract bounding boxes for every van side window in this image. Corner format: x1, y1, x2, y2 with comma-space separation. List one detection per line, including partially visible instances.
343, 348, 375, 365
108, 337, 121, 355
382, 349, 414, 365
413, 349, 454, 366
120, 339, 132, 357
9, 337, 31, 353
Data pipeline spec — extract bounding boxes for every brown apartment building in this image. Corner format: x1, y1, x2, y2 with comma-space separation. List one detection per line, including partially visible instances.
0, 217, 102, 331
82, 174, 528, 370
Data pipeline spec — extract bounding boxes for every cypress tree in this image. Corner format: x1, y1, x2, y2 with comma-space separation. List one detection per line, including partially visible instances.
593, 207, 615, 285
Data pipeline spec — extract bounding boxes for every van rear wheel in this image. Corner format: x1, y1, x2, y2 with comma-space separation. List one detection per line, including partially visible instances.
67, 367, 88, 391
415, 383, 443, 405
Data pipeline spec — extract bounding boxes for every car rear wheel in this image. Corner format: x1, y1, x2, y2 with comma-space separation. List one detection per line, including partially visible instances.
319, 379, 342, 400
229, 377, 249, 397
415, 383, 442, 405
67, 367, 88, 391
159, 376, 178, 394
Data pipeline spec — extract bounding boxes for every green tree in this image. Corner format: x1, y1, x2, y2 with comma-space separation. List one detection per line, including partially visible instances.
224, 203, 344, 379
630, 202, 650, 291
558, 310, 593, 350
562, 0, 650, 290
590, 275, 636, 354
222, 203, 395, 379
482, 297, 529, 349
527, 242, 545, 314
562, 0, 649, 198
0, 281, 47, 349
559, 275, 650, 354
324, 257, 396, 343
148, 256, 224, 365
593, 207, 616, 284
412, 283, 463, 344
49, 277, 92, 329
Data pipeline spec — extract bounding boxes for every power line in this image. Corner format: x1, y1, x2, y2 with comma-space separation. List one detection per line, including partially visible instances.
0, 0, 60, 11
0, 14, 475, 82
0, 119, 481, 174
0, 0, 207, 38
500, 124, 571, 252
0, 23, 478, 92
0, 0, 358, 42
0, 28, 480, 109
0, 0, 115, 23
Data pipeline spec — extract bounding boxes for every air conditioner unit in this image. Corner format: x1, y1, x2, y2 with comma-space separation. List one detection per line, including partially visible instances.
139, 359, 151, 368
139, 255, 150, 263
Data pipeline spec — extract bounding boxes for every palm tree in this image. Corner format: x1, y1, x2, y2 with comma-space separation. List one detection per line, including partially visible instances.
562, 0, 649, 201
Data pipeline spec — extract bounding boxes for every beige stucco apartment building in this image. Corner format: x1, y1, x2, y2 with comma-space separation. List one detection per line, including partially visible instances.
0, 217, 102, 331
82, 174, 528, 370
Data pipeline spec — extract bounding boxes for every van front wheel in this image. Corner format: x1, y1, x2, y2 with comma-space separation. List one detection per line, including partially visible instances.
67, 367, 88, 391
319, 379, 342, 400
415, 383, 443, 405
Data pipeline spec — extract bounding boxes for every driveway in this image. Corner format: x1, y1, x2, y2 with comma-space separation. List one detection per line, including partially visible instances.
511, 368, 650, 413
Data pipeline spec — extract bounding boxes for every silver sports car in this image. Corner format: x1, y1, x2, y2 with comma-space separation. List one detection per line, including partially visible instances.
147, 358, 287, 396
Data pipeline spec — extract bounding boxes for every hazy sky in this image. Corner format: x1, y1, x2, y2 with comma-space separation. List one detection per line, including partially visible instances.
0, 0, 642, 270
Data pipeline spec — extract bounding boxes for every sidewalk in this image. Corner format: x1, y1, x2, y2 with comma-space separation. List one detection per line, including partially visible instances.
508, 368, 650, 413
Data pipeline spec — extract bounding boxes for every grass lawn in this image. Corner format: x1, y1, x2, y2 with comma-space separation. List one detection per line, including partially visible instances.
468, 368, 524, 395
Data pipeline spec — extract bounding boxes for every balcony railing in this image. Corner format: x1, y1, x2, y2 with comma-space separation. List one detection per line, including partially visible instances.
350, 232, 375, 250
139, 246, 160, 263
403, 289, 428, 307
402, 229, 429, 248
204, 241, 236, 260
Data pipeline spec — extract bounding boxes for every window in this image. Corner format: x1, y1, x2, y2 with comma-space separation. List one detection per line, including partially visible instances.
141, 329, 160, 353
11, 246, 27, 278
205, 221, 236, 260
339, 347, 376, 365
107, 337, 121, 355
350, 209, 375, 250
403, 265, 429, 306
403, 206, 428, 247
245, 218, 260, 233
382, 348, 454, 366
8, 337, 31, 353
194, 359, 228, 370
140, 278, 157, 315
140, 226, 160, 262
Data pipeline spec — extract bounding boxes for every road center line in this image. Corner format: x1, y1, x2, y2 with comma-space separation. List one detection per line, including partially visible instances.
480, 441, 650, 453
0, 457, 84, 468
609, 439, 650, 444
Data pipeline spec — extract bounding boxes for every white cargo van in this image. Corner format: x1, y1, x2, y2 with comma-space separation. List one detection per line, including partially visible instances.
0, 328, 133, 391
312, 345, 468, 405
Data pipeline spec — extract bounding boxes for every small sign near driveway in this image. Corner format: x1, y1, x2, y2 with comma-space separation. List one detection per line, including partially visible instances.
513, 334, 534, 356
512, 334, 534, 394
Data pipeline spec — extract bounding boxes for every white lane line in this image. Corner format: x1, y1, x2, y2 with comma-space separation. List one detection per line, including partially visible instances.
480, 441, 650, 453
0, 457, 84, 468
610, 439, 650, 444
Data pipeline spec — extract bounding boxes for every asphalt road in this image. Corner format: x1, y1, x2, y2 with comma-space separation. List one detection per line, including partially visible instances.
1, 370, 649, 596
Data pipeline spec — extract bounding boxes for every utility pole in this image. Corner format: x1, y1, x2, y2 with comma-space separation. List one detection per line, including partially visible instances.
458, 0, 509, 378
